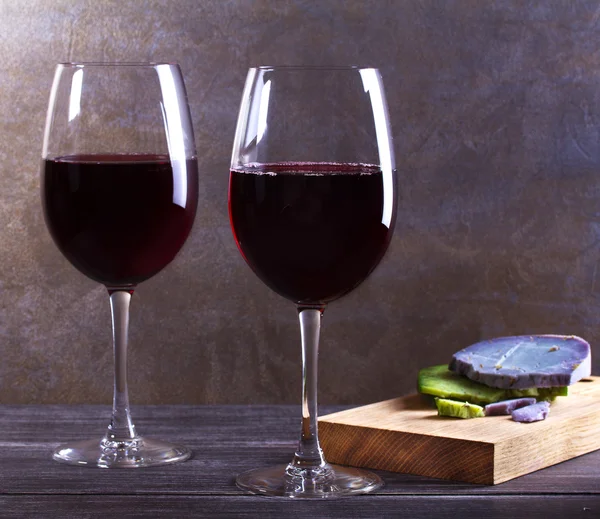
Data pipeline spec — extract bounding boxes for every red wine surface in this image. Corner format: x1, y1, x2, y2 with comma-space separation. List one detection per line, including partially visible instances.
228, 162, 394, 304
43, 154, 198, 286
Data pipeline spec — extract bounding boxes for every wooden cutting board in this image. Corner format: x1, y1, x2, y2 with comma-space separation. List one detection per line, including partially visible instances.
318, 376, 600, 484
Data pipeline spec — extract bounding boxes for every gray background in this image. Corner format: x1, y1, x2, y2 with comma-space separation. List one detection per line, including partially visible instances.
1, 0, 599, 405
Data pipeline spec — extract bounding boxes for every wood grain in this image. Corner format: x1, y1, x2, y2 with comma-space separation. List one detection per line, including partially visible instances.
0, 404, 598, 517
0, 495, 598, 519
319, 377, 600, 484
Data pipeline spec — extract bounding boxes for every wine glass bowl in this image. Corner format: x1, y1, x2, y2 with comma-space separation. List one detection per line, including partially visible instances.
229, 66, 396, 497
229, 161, 393, 304
43, 153, 197, 287
41, 63, 198, 468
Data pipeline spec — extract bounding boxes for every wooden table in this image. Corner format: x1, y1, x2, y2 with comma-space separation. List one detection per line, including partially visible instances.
1, 405, 598, 518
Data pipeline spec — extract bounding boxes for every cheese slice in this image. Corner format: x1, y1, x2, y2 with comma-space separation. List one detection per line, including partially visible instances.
449, 335, 591, 389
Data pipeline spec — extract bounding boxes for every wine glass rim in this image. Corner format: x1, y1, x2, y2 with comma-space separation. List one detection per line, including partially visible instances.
251, 65, 379, 71
57, 62, 179, 68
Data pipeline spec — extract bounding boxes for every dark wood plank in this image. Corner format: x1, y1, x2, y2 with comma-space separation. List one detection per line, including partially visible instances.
0, 495, 596, 519
0, 405, 597, 498
2, 442, 600, 496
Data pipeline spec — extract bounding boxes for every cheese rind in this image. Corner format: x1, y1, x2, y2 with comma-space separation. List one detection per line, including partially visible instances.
435, 397, 485, 419
418, 365, 569, 404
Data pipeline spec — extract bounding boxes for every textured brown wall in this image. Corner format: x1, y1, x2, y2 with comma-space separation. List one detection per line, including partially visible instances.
1, 0, 599, 405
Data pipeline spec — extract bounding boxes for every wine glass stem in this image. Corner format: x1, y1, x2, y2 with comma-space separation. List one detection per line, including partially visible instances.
106, 289, 137, 442
290, 305, 327, 469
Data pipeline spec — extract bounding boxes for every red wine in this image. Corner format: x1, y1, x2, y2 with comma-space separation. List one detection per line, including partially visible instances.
43, 154, 198, 286
228, 162, 395, 304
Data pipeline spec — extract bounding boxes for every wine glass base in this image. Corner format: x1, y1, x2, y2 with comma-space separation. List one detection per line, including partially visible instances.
236, 463, 383, 498
52, 436, 191, 468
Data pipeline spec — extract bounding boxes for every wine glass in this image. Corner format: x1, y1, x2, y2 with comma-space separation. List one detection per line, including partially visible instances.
41, 63, 198, 468
228, 66, 397, 497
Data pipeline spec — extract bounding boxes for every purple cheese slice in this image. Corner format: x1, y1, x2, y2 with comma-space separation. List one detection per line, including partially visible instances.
511, 401, 550, 423
484, 397, 536, 416
449, 335, 591, 389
